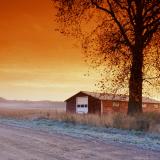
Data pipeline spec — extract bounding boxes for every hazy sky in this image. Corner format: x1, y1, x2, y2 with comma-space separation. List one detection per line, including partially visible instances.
0, 0, 97, 101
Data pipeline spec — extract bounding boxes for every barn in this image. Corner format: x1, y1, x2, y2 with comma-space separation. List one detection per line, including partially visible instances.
65, 91, 160, 114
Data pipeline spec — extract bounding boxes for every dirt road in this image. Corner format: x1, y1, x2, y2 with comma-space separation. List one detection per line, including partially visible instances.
0, 124, 159, 160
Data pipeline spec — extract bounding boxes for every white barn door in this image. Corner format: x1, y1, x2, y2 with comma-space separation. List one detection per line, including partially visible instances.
76, 97, 88, 114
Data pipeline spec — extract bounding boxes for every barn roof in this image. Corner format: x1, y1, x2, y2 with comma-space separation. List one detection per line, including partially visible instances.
82, 91, 128, 101
66, 91, 160, 104
82, 91, 160, 104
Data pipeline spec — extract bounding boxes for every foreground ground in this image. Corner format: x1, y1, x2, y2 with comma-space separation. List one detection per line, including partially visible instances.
0, 119, 160, 160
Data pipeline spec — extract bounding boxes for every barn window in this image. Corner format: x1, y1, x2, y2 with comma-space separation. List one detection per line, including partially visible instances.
142, 104, 147, 108
113, 101, 120, 107
85, 104, 88, 108
154, 104, 159, 109
81, 105, 84, 108
77, 105, 81, 108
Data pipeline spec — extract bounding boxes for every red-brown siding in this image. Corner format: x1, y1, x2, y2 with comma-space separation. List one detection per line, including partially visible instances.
102, 101, 160, 114
88, 96, 101, 114
102, 101, 128, 114
66, 92, 160, 114
143, 103, 160, 112
66, 96, 76, 113
66, 92, 101, 114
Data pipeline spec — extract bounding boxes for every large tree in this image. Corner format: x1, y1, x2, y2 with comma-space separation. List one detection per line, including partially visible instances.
53, 0, 160, 114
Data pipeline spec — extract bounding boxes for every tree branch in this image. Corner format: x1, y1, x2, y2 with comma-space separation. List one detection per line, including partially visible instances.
91, 0, 111, 14
143, 1, 159, 19
143, 75, 160, 80
144, 18, 160, 30
127, 0, 136, 30
143, 22, 160, 46
91, 0, 133, 50
109, 1, 133, 50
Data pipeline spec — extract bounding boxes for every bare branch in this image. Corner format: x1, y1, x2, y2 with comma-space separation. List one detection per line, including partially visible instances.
91, 0, 111, 14
143, 75, 160, 80
107, 0, 133, 50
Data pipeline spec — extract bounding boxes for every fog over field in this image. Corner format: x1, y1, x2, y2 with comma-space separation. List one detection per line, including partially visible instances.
0, 97, 66, 111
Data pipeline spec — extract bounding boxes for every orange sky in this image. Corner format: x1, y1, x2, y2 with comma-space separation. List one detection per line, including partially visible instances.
0, 0, 97, 101
1, 0, 159, 101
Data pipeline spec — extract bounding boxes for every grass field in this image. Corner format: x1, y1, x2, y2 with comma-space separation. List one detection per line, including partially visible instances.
0, 107, 159, 133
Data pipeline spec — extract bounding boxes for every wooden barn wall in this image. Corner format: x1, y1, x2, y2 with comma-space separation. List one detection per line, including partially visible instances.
66, 92, 101, 114
66, 96, 76, 113
143, 103, 160, 112
102, 100, 128, 114
102, 101, 160, 114
88, 96, 101, 114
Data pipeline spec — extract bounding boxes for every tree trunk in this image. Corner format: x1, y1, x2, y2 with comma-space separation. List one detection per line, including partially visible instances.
128, 47, 143, 115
